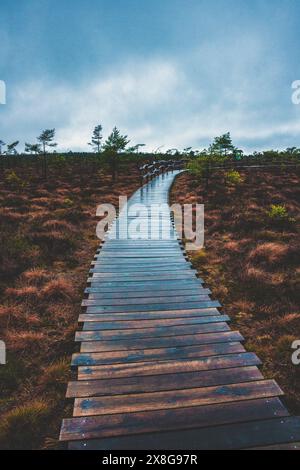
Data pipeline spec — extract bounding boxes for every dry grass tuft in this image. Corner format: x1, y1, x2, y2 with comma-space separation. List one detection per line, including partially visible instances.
248, 242, 289, 265
5, 331, 46, 353
40, 278, 75, 302
0, 401, 50, 450
42, 219, 75, 232
39, 359, 70, 391
5, 286, 39, 303
21, 269, 51, 286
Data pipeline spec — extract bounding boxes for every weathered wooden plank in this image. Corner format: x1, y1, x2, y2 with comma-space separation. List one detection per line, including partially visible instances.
79, 307, 221, 323
84, 288, 211, 300
87, 280, 205, 290
80, 331, 244, 353
76, 322, 230, 343
72, 341, 245, 367
89, 273, 197, 282
85, 280, 204, 293
93, 257, 188, 264
98, 253, 186, 258
99, 249, 183, 254
61, 398, 288, 443
73, 380, 283, 417
99, 245, 183, 249
90, 265, 191, 273
77, 352, 261, 380
82, 295, 211, 307
65, 415, 300, 450
81, 315, 227, 331
67, 366, 262, 398
89, 267, 195, 279
85, 301, 221, 314
100, 241, 181, 246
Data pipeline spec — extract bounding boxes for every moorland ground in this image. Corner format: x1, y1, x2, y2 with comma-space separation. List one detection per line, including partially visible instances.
0, 158, 141, 449
1, 157, 299, 449
171, 168, 300, 414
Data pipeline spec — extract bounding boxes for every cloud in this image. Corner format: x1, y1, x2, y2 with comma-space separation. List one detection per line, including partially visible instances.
1, 52, 300, 154
1, 59, 181, 151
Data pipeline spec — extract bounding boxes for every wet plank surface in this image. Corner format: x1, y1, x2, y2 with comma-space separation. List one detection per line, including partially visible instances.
60, 170, 297, 450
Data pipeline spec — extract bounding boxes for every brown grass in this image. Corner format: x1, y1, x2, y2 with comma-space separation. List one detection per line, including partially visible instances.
171, 168, 300, 413
0, 160, 141, 449
40, 279, 74, 302
21, 269, 51, 286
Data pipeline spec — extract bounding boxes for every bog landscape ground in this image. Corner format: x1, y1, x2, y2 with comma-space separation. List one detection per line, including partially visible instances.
171, 167, 300, 414
0, 157, 299, 449
0, 159, 141, 449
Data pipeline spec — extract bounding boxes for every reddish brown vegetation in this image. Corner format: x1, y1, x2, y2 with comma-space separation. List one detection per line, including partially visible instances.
171, 168, 300, 413
0, 161, 141, 449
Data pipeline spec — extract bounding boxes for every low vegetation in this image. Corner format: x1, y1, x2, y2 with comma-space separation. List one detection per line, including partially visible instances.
0, 158, 141, 449
171, 166, 300, 413
0, 126, 299, 448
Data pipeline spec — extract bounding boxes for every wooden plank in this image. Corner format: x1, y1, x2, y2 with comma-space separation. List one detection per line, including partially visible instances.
98, 253, 184, 258
65, 415, 300, 450
100, 241, 181, 246
89, 273, 197, 281
81, 315, 228, 331
95, 248, 184, 253
93, 258, 188, 264
77, 352, 262, 380
79, 307, 221, 323
82, 295, 211, 307
97, 253, 186, 258
90, 268, 194, 275
80, 331, 244, 353
73, 380, 283, 417
87, 280, 205, 290
76, 323, 230, 343
71, 341, 245, 367
99, 249, 183, 254
61, 398, 288, 443
91, 261, 189, 267
84, 280, 204, 293
90, 265, 191, 272
85, 301, 221, 314
67, 366, 263, 398
84, 288, 211, 299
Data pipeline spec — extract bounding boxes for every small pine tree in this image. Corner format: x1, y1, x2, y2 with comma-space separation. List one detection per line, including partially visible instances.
88, 125, 103, 153
0, 140, 6, 155
6, 141, 19, 155
37, 129, 57, 179
103, 127, 130, 182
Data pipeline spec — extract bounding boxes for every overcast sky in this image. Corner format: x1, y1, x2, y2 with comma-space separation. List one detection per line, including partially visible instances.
1, 0, 300, 153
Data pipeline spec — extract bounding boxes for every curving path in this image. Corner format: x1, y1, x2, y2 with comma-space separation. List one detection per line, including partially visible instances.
60, 170, 300, 450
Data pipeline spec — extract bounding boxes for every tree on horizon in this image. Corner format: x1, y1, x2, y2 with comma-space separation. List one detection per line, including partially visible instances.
25, 142, 42, 154
6, 141, 19, 155
37, 129, 57, 179
0, 140, 6, 155
88, 125, 103, 153
103, 127, 130, 182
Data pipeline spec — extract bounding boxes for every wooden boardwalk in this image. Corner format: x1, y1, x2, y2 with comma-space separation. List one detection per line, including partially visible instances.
60, 170, 300, 450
